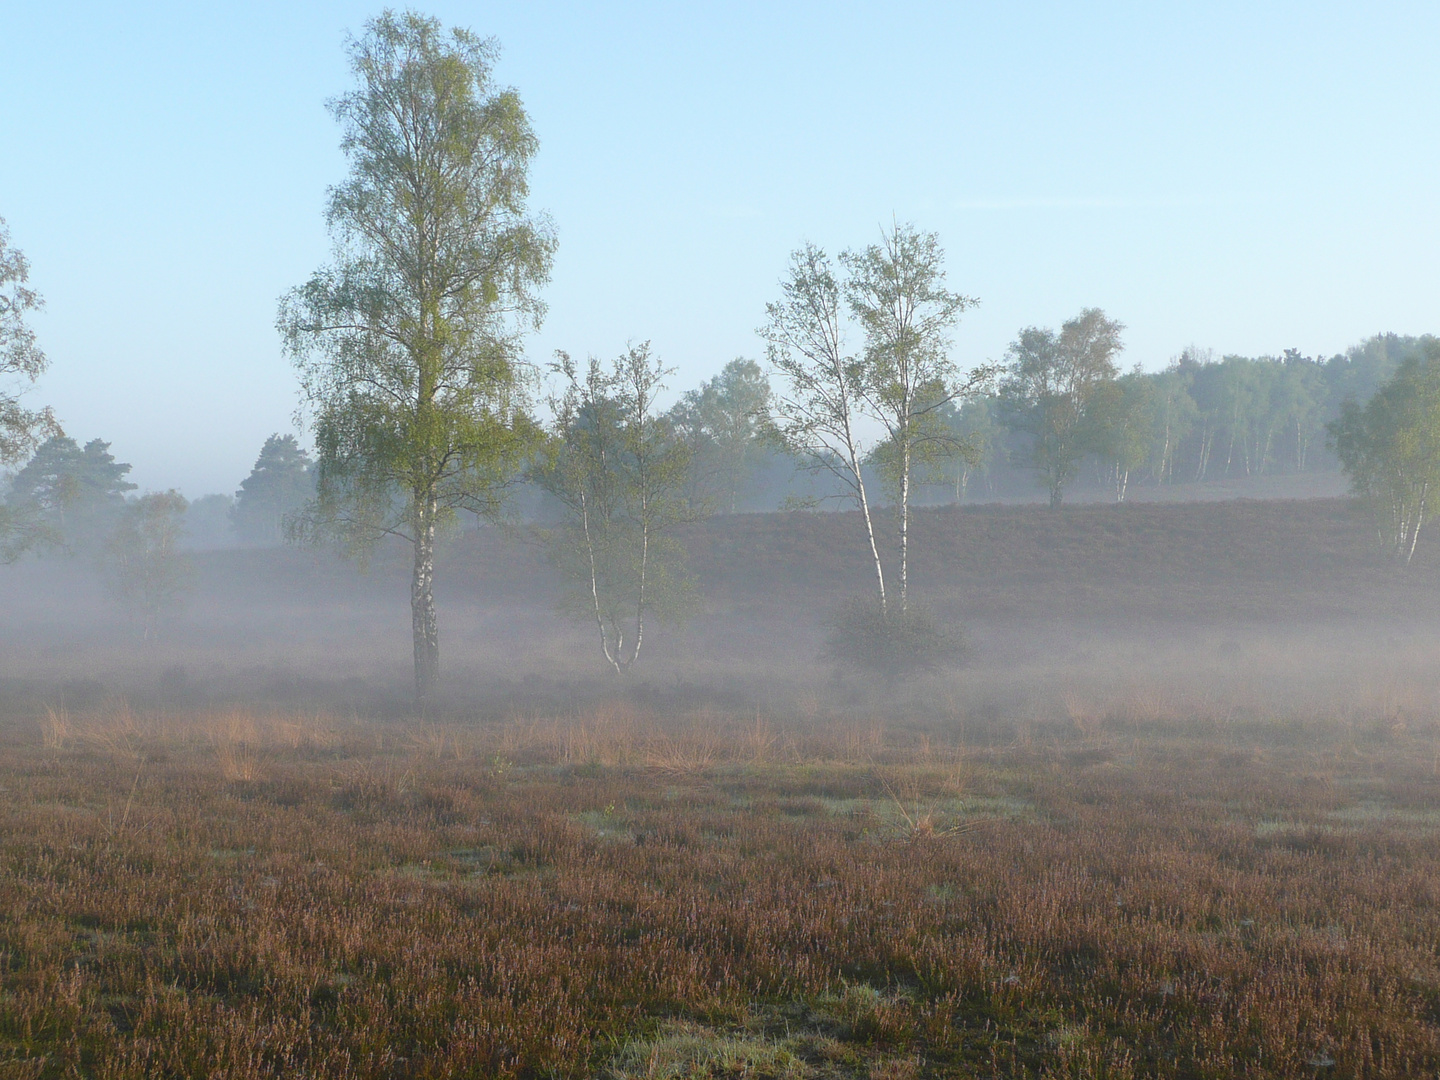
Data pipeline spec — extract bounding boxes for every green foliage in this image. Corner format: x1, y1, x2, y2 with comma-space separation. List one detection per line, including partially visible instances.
6, 435, 136, 553
1145, 366, 1199, 485
532, 344, 699, 673
667, 358, 773, 513
278, 11, 553, 699
928, 396, 1001, 501
0, 216, 60, 561
1328, 343, 1440, 563
279, 12, 551, 551
999, 308, 1125, 506
1175, 343, 1393, 483
1082, 369, 1156, 501
0, 217, 55, 466
101, 490, 194, 638
231, 434, 314, 546
940, 335, 1438, 500
823, 596, 962, 681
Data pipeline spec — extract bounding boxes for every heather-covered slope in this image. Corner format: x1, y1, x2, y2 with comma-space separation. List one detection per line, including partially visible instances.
1, 497, 1434, 704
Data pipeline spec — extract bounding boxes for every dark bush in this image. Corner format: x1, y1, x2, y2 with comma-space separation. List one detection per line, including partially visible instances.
822, 596, 963, 680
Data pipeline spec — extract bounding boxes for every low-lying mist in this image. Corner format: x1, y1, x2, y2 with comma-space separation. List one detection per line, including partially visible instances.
3, 496, 1438, 735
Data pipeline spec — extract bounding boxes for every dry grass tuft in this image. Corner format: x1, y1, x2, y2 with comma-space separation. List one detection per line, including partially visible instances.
40, 705, 71, 751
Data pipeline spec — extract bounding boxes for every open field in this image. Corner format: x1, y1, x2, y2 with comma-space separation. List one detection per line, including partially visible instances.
3, 700, 1440, 1078
5, 498, 1440, 1077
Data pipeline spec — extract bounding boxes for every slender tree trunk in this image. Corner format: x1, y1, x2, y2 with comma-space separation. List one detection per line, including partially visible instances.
899, 435, 911, 612
629, 517, 648, 669
411, 491, 439, 704
1408, 485, 1427, 564
627, 394, 651, 672
579, 488, 622, 675
848, 443, 887, 611
859, 479, 887, 609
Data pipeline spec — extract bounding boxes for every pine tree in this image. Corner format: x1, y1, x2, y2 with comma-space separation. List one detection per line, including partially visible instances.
6, 436, 136, 551
231, 434, 314, 545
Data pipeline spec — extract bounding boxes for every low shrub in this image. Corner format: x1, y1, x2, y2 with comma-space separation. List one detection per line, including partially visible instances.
822, 597, 963, 681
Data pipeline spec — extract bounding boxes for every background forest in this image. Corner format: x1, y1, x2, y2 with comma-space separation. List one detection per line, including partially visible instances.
5, 330, 1429, 554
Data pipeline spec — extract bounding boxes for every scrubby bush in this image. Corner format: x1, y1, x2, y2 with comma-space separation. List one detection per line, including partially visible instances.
823, 597, 963, 680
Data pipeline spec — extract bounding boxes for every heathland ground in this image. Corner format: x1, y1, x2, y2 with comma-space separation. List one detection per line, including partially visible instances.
3, 497, 1440, 1077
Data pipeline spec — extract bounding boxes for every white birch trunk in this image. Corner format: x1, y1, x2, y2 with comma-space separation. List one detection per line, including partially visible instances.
899, 431, 911, 612
1407, 483, 1428, 564
411, 492, 439, 704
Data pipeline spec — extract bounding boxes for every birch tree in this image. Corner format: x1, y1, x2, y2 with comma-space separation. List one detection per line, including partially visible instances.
1084, 370, 1155, 502
0, 217, 60, 559
667, 358, 773, 513
1330, 348, 1440, 564
532, 344, 697, 673
844, 223, 988, 610
999, 308, 1125, 506
936, 397, 1000, 503
1147, 367, 1197, 485
761, 244, 889, 607
764, 232, 984, 679
278, 13, 553, 702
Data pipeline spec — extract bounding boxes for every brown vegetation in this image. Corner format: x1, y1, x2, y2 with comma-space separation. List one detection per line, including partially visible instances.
5, 497, 1440, 1076
3, 696, 1440, 1078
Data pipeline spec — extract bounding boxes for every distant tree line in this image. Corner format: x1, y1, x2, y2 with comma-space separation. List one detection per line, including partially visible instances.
522, 329, 1434, 520
960, 331, 1432, 506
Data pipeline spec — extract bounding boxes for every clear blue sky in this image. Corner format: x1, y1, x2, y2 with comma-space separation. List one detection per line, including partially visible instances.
2, 1, 1437, 496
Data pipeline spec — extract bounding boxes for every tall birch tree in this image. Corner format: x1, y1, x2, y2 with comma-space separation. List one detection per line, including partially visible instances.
844, 223, 987, 611
278, 12, 553, 703
761, 244, 889, 607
